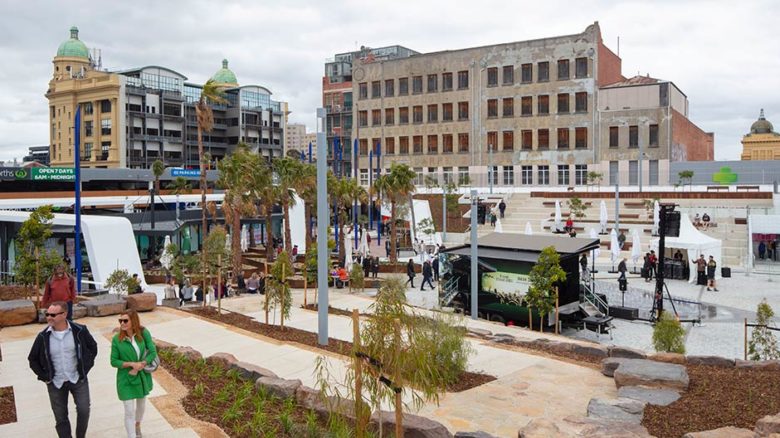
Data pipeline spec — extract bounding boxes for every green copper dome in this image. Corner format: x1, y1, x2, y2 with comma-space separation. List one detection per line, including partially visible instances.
56, 26, 90, 59
211, 59, 238, 85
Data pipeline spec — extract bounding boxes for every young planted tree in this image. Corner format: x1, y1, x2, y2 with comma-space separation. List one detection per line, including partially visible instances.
166, 176, 193, 194
296, 162, 318, 253
202, 225, 231, 307
748, 299, 780, 360
196, 80, 227, 303
567, 197, 588, 219
331, 175, 368, 262
652, 311, 686, 354
349, 263, 365, 293
315, 277, 473, 437
266, 249, 293, 328
678, 170, 694, 191
14, 205, 62, 305
104, 269, 137, 296
586, 171, 603, 191
524, 246, 567, 331
373, 163, 417, 265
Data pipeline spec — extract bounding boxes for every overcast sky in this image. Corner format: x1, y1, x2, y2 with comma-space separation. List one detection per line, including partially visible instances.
1, 0, 778, 162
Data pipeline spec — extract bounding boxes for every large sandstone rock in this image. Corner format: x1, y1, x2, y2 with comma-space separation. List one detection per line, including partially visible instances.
648, 352, 686, 365
618, 386, 681, 406
72, 304, 87, 319
82, 295, 126, 317
454, 431, 498, 438
256, 376, 301, 399
161, 298, 180, 309
0, 300, 37, 326
756, 413, 780, 436
518, 416, 653, 438
570, 343, 609, 358
609, 346, 648, 359
601, 358, 630, 377
686, 355, 735, 368
229, 361, 278, 381
587, 398, 646, 424
173, 346, 202, 361
370, 410, 452, 438
467, 328, 492, 338
125, 292, 157, 312
735, 359, 780, 371
682, 426, 758, 438
613, 359, 689, 390
207, 352, 239, 368
295, 385, 357, 420
154, 338, 176, 350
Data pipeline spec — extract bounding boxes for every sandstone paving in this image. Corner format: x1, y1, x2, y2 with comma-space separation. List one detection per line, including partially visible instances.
0, 312, 197, 438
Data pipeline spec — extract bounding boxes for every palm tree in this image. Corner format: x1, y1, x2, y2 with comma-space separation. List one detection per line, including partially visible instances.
196, 79, 226, 294
296, 163, 317, 252
166, 176, 192, 194
272, 157, 302, 256
374, 163, 416, 264
249, 158, 277, 263
151, 159, 165, 194
331, 175, 368, 262
217, 145, 258, 277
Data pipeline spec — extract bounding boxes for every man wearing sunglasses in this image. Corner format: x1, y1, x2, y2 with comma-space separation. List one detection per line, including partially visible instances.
28, 301, 98, 438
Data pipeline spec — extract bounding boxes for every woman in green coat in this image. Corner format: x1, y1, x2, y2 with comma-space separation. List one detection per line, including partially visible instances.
110, 309, 157, 438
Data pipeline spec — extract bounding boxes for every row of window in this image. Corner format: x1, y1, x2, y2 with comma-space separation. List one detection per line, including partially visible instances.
609, 124, 660, 148
357, 127, 589, 155
357, 92, 588, 127
358, 164, 591, 186
357, 58, 589, 99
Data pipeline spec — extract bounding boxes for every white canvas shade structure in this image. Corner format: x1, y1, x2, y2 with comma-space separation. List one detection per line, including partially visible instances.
610, 229, 621, 264
652, 201, 660, 236
631, 228, 642, 268
589, 228, 601, 260
599, 200, 608, 234
525, 222, 533, 235
554, 200, 562, 232
651, 214, 723, 283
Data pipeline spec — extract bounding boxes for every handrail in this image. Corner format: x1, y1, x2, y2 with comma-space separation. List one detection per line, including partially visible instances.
580, 276, 609, 316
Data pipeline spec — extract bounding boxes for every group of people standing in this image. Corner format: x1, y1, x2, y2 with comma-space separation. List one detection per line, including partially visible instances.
28, 301, 157, 438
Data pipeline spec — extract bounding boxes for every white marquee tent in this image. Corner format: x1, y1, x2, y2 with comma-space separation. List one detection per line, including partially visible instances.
651, 214, 722, 283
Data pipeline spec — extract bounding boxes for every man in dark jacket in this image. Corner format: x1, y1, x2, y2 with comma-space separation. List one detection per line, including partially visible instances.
420, 261, 435, 291
405, 259, 416, 287
28, 301, 98, 438
432, 256, 440, 282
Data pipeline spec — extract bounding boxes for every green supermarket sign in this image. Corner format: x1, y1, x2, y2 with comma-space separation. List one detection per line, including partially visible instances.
31, 167, 75, 181
712, 167, 738, 185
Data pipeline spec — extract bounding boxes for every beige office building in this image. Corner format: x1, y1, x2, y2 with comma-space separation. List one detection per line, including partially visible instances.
347, 22, 713, 187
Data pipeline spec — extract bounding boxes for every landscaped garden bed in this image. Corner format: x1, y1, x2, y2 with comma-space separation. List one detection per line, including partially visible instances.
642, 364, 780, 438
186, 305, 496, 393
157, 347, 347, 437
0, 387, 17, 426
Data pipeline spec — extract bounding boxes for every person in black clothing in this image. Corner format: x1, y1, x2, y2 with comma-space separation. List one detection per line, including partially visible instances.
707, 256, 718, 291
580, 253, 588, 278
642, 253, 652, 282
28, 301, 98, 438
498, 200, 506, 219
405, 259, 416, 287
362, 256, 371, 278
432, 256, 440, 282
371, 256, 379, 278
618, 257, 628, 281
420, 261, 434, 291
385, 240, 391, 258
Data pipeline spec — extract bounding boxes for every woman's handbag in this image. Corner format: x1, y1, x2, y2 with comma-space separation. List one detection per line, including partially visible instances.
142, 347, 160, 373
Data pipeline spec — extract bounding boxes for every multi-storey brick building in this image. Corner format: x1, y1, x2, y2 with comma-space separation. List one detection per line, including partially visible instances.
47, 27, 287, 169
340, 22, 713, 187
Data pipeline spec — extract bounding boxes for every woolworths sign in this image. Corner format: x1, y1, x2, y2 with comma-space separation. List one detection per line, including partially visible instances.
0, 167, 30, 180
31, 167, 75, 181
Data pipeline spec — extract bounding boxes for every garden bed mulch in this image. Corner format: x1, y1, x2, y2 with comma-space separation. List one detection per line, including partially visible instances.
0, 387, 17, 426
158, 347, 334, 437
186, 306, 496, 393
642, 364, 780, 438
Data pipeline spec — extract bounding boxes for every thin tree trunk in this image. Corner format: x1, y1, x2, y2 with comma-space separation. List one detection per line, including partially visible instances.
390, 201, 397, 265
304, 203, 312, 253
528, 306, 533, 331
198, 124, 208, 305
283, 199, 292, 256
232, 209, 241, 281
265, 200, 275, 263
280, 262, 285, 329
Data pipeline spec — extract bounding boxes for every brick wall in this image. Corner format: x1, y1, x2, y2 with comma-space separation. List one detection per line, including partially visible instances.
598, 41, 624, 86
671, 109, 714, 161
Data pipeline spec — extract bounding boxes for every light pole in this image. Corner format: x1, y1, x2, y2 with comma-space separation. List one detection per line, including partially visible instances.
488, 144, 494, 194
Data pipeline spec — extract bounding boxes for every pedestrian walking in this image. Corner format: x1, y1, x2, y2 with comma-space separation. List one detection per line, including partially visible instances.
759, 241, 766, 260
432, 255, 440, 282
498, 199, 506, 219
642, 253, 652, 282
28, 301, 98, 438
706, 256, 719, 291
618, 257, 628, 281
618, 231, 626, 250
648, 250, 658, 279
405, 259, 416, 288
420, 261, 434, 291
362, 255, 371, 278
42, 264, 77, 320
371, 256, 379, 278
489, 210, 497, 227
111, 309, 157, 438
385, 240, 391, 258
693, 254, 707, 286
580, 253, 588, 278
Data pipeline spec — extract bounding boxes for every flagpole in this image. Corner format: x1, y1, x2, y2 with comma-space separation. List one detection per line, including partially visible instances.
74, 107, 82, 293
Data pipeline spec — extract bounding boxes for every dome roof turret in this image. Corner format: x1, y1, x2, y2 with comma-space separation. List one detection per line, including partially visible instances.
750, 109, 774, 134
56, 26, 90, 59
211, 59, 238, 86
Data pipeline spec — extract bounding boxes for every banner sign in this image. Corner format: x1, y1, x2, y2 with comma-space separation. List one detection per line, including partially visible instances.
0, 167, 30, 180
171, 168, 200, 178
31, 167, 75, 181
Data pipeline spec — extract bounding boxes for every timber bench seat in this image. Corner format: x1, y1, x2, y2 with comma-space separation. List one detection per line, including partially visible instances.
736, 185, 760, 192
707, 186, 729, 192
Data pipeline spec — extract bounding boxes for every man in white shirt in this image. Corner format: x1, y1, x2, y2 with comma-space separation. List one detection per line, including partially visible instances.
28, 301, 97, 438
